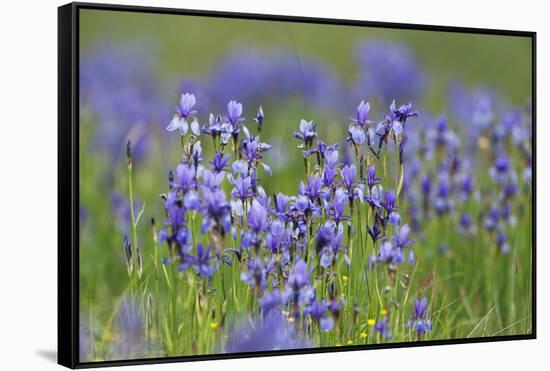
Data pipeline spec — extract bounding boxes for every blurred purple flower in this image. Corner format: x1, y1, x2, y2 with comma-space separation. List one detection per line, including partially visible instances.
225, 311, 309, 353
355, 40, 425, 104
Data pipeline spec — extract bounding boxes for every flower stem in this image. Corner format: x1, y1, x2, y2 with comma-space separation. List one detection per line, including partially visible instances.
128, 161, 140, 280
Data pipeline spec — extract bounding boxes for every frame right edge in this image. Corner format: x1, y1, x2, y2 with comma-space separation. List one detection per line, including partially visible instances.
531, 31, 537, 339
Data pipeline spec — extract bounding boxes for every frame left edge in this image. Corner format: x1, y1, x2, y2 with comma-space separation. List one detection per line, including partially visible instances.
58, 3, 79, 369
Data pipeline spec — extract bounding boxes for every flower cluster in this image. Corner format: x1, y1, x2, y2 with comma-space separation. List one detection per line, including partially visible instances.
153, 92, 423, 346
392, 84, 533, 257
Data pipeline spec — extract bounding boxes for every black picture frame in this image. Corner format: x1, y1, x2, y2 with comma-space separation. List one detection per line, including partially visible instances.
58, 2, 537, 368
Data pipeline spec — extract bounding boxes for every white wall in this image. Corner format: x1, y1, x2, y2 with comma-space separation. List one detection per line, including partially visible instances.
0, 0, 545, 370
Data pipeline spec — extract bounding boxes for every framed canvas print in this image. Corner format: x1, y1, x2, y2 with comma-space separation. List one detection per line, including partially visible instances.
58, 2, 536, 368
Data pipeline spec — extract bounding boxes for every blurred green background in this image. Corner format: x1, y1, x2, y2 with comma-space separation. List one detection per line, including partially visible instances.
80, 8, 532, 105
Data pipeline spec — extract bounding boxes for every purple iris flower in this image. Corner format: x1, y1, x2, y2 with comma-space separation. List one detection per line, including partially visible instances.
254, 105, 264, 131
375, 120, 403, 140
201, 188, 231, 234
327, 188, 350, 223
173, 163, 196, 193
183, 190, 201, 211
409, 250, 415, 265
374, 119, 391, 148
192, 244, 216, 278
341, 165, 357, 191
164, 191, 185, 229
287, 259, 312, 302
374, 316, 392, 339
166, 93, 200, 136
365, 184, 384, 210
176, 93, 197, 118
274, 192, 290, 220
202, 113, 222, 139
366, 165, 382, 189
412, 297, 428, 319
240, 135, 272, 176
377, 240, 404, 265
382, 190, 398, 214
265, 219, 286, 253
406, 297, 432, 336
490, 155, 512, 184
315, 224, 333, 254
352, 100, 372, 127
293, 119, 318, 146
258, 290, 288, 314
459, 213, 473, 234
159, 199, 195, 271
392, 224, 413, 250
367, 255, 377, 271
158, 222, 184, 247
502, 182, 518, 201
325, 147, 340, 168
305, 298, 327, 319
348, 125, 366, 146
210, 151, 229, 173
304, 140, 339, 161
220, 121, 238, 146
321, 164, 337, 188
388, 211, 401, 226
483, 206, 500, 231
390, 100, 419, 122
434, 175, 452, 215
230, 175, 254, 202
176, 247, 196, 273
226, 100, 244, 126
375, 101, 418, 150
248, 200, 269, 233
299, 176, 323, 201
201, 169, 225, 191
241, 256, 275, 291
494, 155, 510, 172
459, 175, 474, 201
188, 141, 204, 170
291, 195, 317, 222
316, 222, 346, 268
328, 296, 343, 317
367, 222, 383, 243
305, 298, 334, 332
